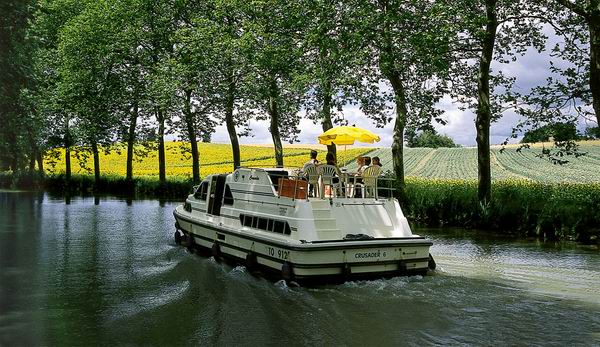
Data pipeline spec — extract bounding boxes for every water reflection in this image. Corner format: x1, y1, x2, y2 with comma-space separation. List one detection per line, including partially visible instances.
0, 192, 599, 346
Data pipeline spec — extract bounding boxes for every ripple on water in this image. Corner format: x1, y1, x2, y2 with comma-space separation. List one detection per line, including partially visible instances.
108, 280, 190, 320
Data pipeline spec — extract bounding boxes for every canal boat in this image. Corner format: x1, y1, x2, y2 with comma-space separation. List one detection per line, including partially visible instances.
173, 167, 435, 283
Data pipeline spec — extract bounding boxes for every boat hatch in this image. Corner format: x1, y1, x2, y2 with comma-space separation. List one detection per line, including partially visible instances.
207, 174, 227, 216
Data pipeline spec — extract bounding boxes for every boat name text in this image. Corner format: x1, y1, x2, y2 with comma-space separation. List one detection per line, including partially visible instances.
355, 250, 386, 259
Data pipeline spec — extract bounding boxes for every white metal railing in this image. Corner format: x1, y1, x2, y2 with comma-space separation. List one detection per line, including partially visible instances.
234, 167, 397, 201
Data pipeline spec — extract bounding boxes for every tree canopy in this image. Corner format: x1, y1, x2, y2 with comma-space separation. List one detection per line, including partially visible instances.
0, 0, 597, 202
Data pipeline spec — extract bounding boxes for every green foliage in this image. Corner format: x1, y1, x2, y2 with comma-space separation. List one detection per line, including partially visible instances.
404, 178, 600, 243
0, 171, 192, 198
521, 122, 580, 143
407, 129, 457, 148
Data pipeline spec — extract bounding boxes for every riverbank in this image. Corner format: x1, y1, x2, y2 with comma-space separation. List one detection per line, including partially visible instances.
1, 171, 599, 243
0, 171, 192, 198
404, 177, 600, 243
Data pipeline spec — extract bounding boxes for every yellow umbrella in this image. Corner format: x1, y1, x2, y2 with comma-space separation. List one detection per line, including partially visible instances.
318, 126, 380, 146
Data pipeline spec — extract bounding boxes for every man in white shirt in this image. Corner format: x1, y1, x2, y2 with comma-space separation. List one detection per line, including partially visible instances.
302, 150, 319, 172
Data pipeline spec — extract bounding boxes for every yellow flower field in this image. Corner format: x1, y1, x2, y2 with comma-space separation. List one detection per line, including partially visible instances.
43, 142, 373, 178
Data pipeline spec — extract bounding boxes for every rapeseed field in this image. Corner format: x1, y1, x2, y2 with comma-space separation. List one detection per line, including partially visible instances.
43, 142, 372, 178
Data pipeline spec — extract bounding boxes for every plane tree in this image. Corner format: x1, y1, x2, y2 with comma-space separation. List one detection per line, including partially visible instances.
446, 0, 547, 205
352, 0, 454, 201
243, 0, 305, 167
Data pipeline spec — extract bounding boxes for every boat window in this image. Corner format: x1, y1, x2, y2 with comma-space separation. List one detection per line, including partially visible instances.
258, 218, 268, 230
195, 182, 208, 201
273, 220, 284, 234
238, 214, 291, 236
223, 184, 234, 205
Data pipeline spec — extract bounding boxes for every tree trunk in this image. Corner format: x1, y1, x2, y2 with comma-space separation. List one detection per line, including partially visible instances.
588, 17, 600, 125
29, 149, 36, 172
65, 146, 71, 182
65, 127, 71, 182
184, 90, 200, 183
225, 74, 241, 169
36, 151, 43, 174
91, 141, 100, 185
126, 101, 138, 182
267, 80, 284, 167
156, 110, 166, 183
387, 72, 408, 203
321, 80, 336, 158
475, 0, 498, 206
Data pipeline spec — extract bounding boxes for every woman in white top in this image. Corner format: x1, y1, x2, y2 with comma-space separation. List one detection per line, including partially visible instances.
357, 156, 371, 174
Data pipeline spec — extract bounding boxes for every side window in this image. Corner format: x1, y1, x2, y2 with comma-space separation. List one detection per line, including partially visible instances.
194, 182, 208, 201
223, 184, 234, 205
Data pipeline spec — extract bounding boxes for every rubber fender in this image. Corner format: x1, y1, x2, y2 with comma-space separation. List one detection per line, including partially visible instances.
341, 263, 351, 278
428, 253, 437, 270
246, 253, 258, 270
281, 262, 294, 281
174, 231, 182, 245
212, 242, 221, 258
187, 233, 195, 251
398, 261, 407, 273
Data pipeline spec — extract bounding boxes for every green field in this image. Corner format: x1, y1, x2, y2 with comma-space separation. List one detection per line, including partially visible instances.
345, 141, 600, 183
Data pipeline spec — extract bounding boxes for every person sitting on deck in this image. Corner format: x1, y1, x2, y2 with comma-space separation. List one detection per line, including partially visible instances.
358, 156, 371, 174
319, 152, 342, 197
301, 150, 319, 173
372, 156, 383, 167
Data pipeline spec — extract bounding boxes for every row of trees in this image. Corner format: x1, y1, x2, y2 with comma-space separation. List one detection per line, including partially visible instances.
1, 0, 597, 206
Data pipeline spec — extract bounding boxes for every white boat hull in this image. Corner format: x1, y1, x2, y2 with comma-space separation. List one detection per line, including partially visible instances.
174, 206, 432, 283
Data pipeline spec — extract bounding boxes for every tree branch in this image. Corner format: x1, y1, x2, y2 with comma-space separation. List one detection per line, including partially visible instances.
555, 0, 589, 18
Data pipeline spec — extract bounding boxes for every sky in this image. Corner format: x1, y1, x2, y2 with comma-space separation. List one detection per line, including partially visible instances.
208, 29, 590, 148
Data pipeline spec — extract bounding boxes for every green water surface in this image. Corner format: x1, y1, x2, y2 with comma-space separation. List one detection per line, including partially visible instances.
1, 192, 599, 346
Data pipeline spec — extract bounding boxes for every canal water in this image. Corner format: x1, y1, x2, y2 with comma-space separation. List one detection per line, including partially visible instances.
1, 192, 599, 346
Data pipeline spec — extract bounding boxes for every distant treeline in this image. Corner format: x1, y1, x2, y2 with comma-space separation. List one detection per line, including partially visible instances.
1, 0, 599, 208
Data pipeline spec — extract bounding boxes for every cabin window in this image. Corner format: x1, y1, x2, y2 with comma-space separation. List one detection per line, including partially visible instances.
258, 218, 268, 230
223, 184, 234, 205
273, 220, 285, 234
267, 219, 274, 232
238, 214, 291, 236
195, 182, 208, 201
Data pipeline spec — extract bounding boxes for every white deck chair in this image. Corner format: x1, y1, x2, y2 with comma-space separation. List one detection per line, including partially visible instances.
356, 165, 382, 198
318, 164, 342, 198
303, 164, 320, 197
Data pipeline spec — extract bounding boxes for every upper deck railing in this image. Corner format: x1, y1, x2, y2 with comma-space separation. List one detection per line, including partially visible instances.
234, 166, 396, 201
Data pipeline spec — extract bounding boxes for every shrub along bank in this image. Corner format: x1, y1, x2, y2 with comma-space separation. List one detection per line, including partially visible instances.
1, 172, 599, 243
404, 178, 600, 243
0, 172, 193, 198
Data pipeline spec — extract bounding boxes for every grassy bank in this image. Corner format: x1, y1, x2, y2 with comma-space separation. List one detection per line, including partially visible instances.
404, 178, 600, 243
2, 172, 598, 243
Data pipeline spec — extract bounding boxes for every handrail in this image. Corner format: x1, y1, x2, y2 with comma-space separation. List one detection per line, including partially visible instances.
225, 168, 396, 200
